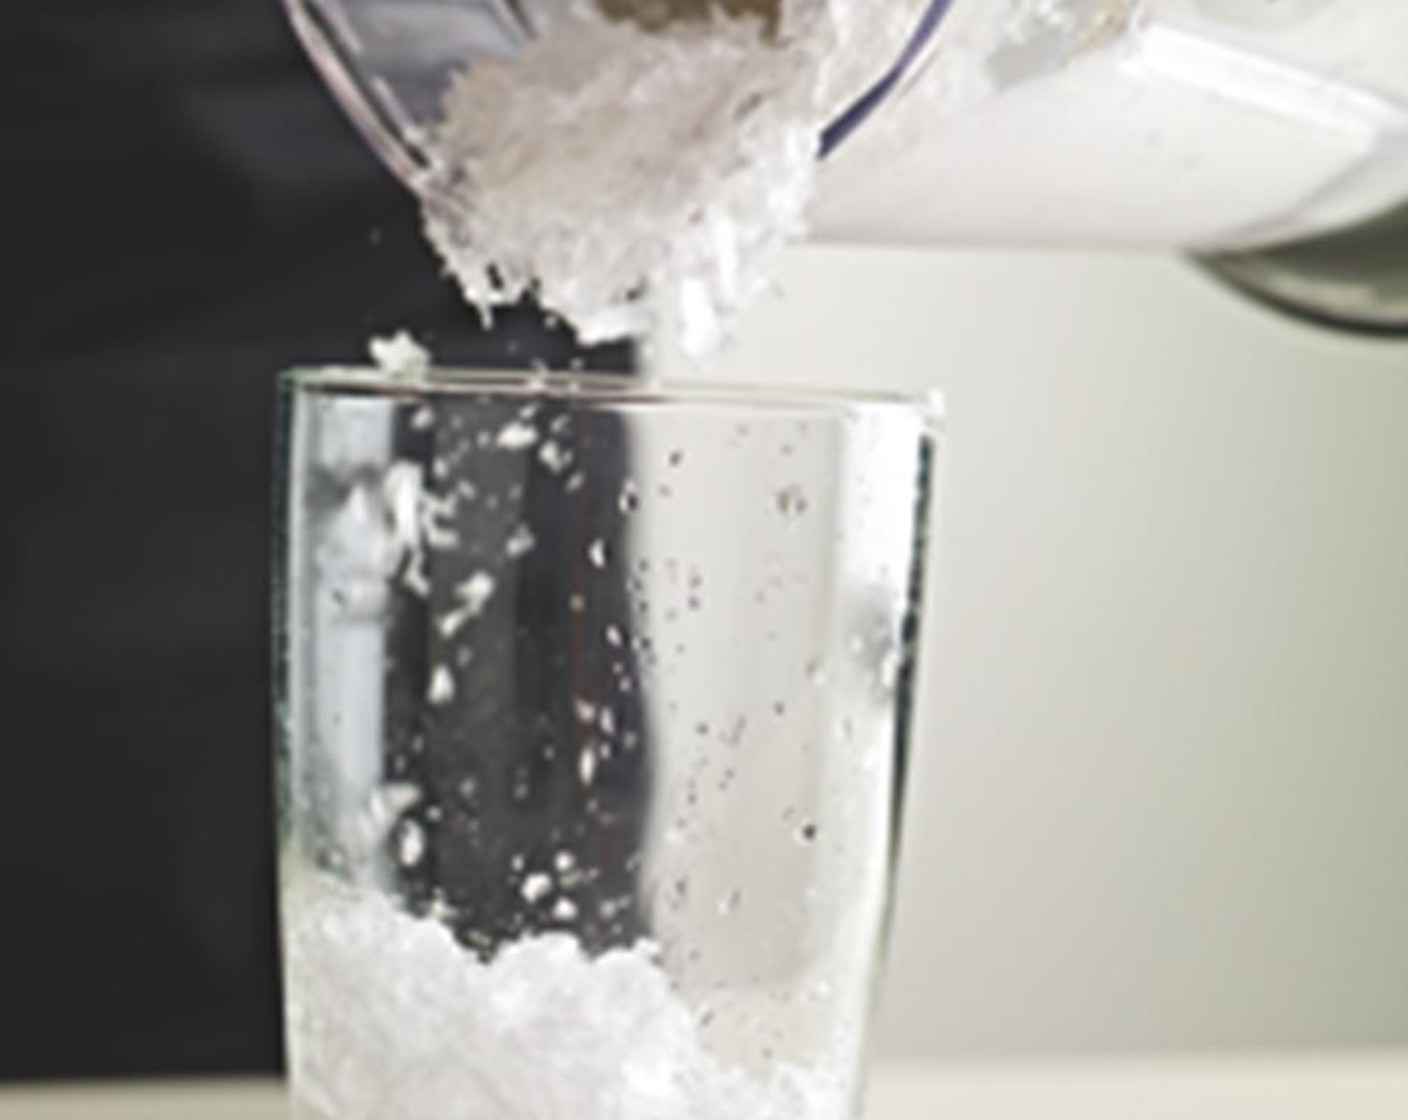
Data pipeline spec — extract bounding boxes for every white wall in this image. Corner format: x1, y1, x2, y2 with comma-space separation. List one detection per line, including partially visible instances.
725, 245, 1408, 1056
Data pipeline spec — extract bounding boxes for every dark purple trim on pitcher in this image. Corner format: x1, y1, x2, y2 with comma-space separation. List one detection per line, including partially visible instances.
819, 0, 957, 158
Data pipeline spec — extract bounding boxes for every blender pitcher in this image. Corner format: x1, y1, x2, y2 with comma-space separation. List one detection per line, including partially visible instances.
282, 0, 1408, 328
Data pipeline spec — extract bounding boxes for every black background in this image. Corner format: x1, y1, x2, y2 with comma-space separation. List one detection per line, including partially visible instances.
0, 0, 627, 1080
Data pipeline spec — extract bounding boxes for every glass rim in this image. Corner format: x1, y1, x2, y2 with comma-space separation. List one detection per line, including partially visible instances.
281, 366, 946, 424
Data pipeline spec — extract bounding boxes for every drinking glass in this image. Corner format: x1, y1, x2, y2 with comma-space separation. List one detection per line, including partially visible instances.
274, 367, 939, 1120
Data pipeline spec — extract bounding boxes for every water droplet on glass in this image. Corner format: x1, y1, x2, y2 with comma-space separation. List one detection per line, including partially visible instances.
440, 572, 496, 637
668, 877, 689, 908
459, 574, 498, 617
496, 419, 538, 450
552, 897, 579, 922
427, 665, 455, 705
618, 481, 639, 513
667, 449, 685, 468
796, 822, 819, 845
569, 592, 586, 613
776, 484, 808, 518
538, 439, 571, 474
718, 889, 742, 916
505, 523, 536, 559
565, 470, 585, 493
578, 745, 598, 787
587, 539, 608, 568
879, 648, 903, 692
521, 872, 553, 904
396, 820, 426, 866
554, 850, 576, 873
604, 624, 624, 648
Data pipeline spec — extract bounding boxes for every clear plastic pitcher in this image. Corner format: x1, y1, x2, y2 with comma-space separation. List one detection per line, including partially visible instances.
286, 0, 1408, 328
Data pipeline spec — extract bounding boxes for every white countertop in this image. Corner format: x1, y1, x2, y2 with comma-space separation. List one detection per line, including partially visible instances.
6, 1057, 1408, 1119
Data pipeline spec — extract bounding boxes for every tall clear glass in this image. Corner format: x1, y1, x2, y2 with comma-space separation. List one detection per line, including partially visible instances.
274, 368, 939, 1120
